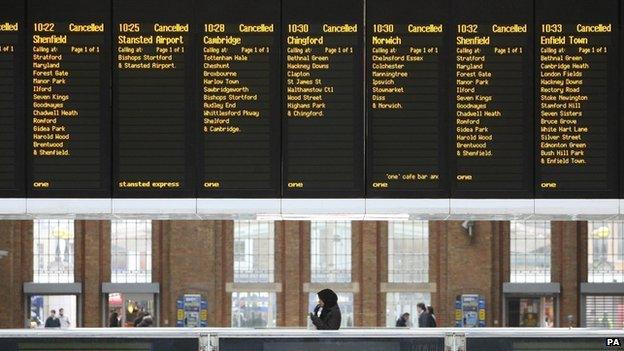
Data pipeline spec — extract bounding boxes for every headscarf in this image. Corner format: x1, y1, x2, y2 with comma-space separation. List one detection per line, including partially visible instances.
317, 289, 338, 309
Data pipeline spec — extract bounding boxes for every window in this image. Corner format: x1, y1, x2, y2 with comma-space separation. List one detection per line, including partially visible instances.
510, 221, 551, 283
385, 292, 431, 327
311, 221, 351, 283
231, 292, 276, 328
308, 292, 354, 328
584, 295, 624, 329
388, 221, 428, 283
33, 219, 75, 283
111, 220, 152, 283
385, 221, 431, 327
588, 221, 624, 283
231, 221, 276, 328
233, 221, 274, 283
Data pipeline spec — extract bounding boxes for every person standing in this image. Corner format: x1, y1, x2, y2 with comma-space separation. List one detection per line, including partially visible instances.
44, 309, 61, 328
134, 310, 146, 327
395, 312, 410, 327
427, 306, 437, 327
109, 312, 120, 327
137, 312, 153, 327
309, 289, 342, 330
58, 308, 70, 328
417, 303, 431, 328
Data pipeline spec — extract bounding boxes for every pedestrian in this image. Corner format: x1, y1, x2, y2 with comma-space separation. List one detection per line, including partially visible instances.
427, 306, 437, 327
133, 310, 146, 327
137, 312, 153, 327
417, 303, 432, 328
58, 308, 70, 328
44, 309, 60, 328
309, 288, 341, 330
109, 312, 120, 327
395, 312, 410, 327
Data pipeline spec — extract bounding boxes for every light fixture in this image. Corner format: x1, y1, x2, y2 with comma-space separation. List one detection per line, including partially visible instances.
461, 220, 475, 242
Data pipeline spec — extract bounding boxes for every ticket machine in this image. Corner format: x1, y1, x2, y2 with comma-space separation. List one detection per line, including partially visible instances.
455, 294, 486, 327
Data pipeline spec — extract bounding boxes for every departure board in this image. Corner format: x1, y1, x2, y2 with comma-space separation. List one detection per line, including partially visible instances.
113, 0, 195, 197
282, 0, 364, 197
366, 0, 449, 198
27, 0, 111, 197
535, 0, 619, 198
450, 0, 534, 198
196, 0, 281, 197
0, 0, 25, 197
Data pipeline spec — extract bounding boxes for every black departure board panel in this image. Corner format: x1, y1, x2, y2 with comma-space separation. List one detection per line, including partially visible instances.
196, 0, 281, 197
4, 0, 624, 201
450, 0, 534, 198
113, 0, 194, 197
282, 0, 364, 198
27, 0, 111, 197
535, 0, 619, 198
0, 0, 25, 197
366, 0, 449, 198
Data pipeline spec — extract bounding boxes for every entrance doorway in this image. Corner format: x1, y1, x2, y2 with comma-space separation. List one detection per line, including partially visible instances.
107, 293, 156, 327
28, 295, 78, 328
506, 296, 555, 327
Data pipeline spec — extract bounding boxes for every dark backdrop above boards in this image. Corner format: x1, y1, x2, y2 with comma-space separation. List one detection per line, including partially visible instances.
450, 0, 534, 198
535, 0, 619, 198
195, 0, 281, 198
366, 0, 450, 198
112, 0, 195, 198
281, 0, 365, 198
27, 0, 111, 198
0, 0, 25, 197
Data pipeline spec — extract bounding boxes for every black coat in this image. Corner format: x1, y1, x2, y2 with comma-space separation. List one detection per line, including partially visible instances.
311, 304, 342, 330
418, 312, 432, 328
44, 316, 60, 328
429, 314, 437, 327
396, 317, 408, 327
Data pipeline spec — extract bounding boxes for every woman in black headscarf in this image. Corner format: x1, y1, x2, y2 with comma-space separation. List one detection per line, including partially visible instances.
309, 288, 342, 330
